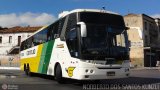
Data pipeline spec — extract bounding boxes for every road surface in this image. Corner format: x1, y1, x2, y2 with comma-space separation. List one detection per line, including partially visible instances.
0, 69, 160, 90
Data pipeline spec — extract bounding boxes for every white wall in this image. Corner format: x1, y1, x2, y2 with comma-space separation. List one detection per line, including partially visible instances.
0, 32, 33, 55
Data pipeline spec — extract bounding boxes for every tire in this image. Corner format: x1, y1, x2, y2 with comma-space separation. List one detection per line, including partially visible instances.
24, 64, 26, 71
25, 64, 31, 76
55, 64, 64, 83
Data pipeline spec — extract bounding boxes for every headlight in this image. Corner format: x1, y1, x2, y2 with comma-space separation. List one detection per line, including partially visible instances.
90, 70, 94, 73
85, 69, 89, 73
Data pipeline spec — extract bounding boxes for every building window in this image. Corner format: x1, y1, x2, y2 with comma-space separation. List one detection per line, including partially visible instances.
0, 36, 2, 43
18, 36, 21, 46
145, 35, 148, 46
149, 23, 152, 29
9, 36, 12, 43
144, 22, 147, 30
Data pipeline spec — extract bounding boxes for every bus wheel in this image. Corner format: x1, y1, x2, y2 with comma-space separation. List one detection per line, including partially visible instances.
24, 64, 26, 71
25, 65, 31, 76
55, 64, 64, 83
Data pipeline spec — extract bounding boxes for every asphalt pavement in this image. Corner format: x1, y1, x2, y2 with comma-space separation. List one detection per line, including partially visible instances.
0, 69, 160, 90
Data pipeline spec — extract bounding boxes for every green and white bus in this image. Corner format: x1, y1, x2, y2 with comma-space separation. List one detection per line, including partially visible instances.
20, 9, 130, 83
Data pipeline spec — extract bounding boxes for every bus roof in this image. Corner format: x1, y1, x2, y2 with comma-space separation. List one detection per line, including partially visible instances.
58, 9, 119, 18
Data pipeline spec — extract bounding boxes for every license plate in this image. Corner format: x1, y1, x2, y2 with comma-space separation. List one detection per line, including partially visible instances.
107, 71, 115, 76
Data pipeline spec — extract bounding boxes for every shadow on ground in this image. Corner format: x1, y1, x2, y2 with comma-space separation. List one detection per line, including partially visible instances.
30, 73, 160, 85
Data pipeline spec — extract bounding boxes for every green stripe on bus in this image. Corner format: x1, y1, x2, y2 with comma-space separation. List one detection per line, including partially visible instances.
38, 43, 48, 73
41, 40, 54, 74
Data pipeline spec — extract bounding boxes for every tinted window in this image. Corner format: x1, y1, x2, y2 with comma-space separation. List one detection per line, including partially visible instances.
66, 29, 79, 57
65, 13, 77, 38
20, 41, 25, 51
65, 13, 79, 57
47, 17, 66, 40
33, 29, 48, 46
58, 17, 66, 34
48, 21, 59, 39
26, 37, 33, 48
20, 17, 66, 51
80, 12, 125, 27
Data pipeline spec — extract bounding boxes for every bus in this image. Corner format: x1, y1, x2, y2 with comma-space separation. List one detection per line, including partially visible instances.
20, 9, 130, 83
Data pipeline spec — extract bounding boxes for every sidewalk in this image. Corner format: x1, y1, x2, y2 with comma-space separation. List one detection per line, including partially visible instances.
0, 67, 20, 70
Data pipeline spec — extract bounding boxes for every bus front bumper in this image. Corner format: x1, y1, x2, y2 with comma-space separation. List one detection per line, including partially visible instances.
73, 67, 130, 80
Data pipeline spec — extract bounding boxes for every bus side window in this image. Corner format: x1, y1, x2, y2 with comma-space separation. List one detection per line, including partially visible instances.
33, 33, 38, 45
66, 29, 78, 57
20, 41, 25, 51
47, 27, 52, 41
24, 41, 27, 50
34, 29, 48, 44
31, 37, 34, 47
26, 37, 33, 48
48, 21, 59, 40
53, 22, 59, 39
65, 13, 78, 57
58, 17, 66, 36
42, 29, 48, 43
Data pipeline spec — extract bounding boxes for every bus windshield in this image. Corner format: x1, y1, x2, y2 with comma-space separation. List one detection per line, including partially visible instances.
79, 12, 129, 60
82, 24, 126, 49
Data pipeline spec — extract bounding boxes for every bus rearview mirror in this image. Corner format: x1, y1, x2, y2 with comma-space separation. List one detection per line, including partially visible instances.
77, 22, 87, 37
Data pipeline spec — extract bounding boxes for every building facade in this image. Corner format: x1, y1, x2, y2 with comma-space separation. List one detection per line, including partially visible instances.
124, 14, 160, 67
0, 26, 41, 67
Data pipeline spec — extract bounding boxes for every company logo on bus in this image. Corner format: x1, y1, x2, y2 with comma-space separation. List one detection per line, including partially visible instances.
65, 67, 75, 77
26, 49, 36, 55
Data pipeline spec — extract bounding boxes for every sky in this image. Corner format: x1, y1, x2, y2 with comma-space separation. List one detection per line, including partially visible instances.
0, 0, 160, 27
